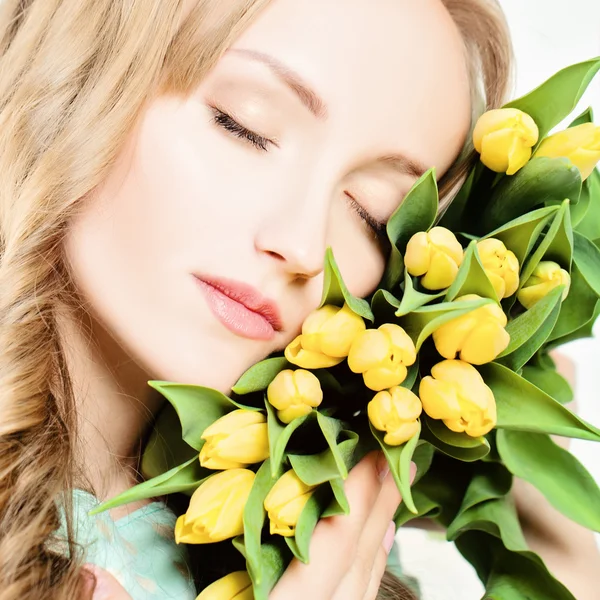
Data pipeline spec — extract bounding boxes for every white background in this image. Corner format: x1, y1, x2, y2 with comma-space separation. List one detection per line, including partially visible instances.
395, 1, 600, 598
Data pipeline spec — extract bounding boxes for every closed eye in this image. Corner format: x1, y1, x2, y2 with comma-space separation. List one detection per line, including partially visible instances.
344, 192, 389, 247
210, 106, 276, 152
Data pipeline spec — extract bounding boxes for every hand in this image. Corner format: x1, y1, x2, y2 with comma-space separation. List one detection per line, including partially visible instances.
81, 564, 133, 600
270, 451, 415, 600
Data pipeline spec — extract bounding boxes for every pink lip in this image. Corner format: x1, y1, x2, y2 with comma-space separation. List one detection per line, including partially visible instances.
193, 274, 283, 341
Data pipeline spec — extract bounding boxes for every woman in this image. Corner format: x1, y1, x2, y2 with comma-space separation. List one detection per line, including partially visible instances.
0, 0, 525, 598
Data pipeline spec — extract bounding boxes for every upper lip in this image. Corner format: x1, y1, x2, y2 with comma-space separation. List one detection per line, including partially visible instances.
194, 274, 284, 332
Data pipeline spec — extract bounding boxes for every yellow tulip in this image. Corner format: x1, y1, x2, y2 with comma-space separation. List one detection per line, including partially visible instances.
432, 294, 510, 365
348, 323, 417, 391
536, 123, 600, 181
517, 261, 571, 309
405, 227, 464, 290
267, 369, 323, 423
175, 469, 255, 544
284, 303, 366, 369
419, 360, 497, 437
476, 238, 520, 299
368, 386, 422, 446
473, 108, 539, 175
264, 469, 316, 537
199, 409, 269, 470
196, 571, 253, 600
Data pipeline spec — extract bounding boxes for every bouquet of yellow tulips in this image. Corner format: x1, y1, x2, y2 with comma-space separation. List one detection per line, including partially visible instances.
91, 57, 600, 600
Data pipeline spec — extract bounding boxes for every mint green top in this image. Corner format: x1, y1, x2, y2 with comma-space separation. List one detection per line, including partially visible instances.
54, 490, 197, 600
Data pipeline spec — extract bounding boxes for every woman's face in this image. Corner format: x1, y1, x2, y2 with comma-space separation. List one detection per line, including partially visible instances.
65, 0, 471, 393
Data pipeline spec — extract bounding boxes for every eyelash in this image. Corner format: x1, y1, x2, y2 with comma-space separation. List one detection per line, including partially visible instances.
345, 193, 389, 243
210, 107, 388, 244
210, 107, 275, 151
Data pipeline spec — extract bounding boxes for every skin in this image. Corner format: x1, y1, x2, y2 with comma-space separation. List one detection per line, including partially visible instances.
63, 0, 471, 598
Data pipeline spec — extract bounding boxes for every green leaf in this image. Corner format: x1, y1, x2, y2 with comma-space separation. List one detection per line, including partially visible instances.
481, 158, 581, 234
248, 538, 293, 600
232, 358, 291, 395
141, 403, 198, 481
316, 412, 349, 479
444, 240, 497, 302
370, 289, 401, 323
288, 431, 359, 485
89, 456, 208, 515
148, 381, 254, 451
459, 462, 513, 514
382, 169, 439, 289
547, 261, 599, 342
447, 496, 528, 552
505, 57, 600, 141
546, 298, 600, 348
395, 270, 445, 316
438, 162, 480, 232
399, 297, 493, 350
497, 430, 600, 532
285, 485, 330, 563
370, 420, 421, 514
424, 415, 489, 449
573, 231, 600, 297
457, 532, 577, 600
411, 441, 435, 485
420, 417, 490, 462
481, 362, 600, 441
482, 206, 559, 268
322, 477, 350, 518
497, 285, 563, 371
521, 365, 574, 405
320, 247, 373, 321
266, 400, 311, 476
576, 167, 600, 239
243, 459, 283, 584
519, 200, 572, 287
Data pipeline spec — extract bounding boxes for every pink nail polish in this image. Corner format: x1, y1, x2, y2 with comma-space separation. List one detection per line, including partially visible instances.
383, 521, 396, 554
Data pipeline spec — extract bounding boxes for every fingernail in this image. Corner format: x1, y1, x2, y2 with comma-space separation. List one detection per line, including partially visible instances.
383, 521, 396, 554
410, 461, 417, 484
376, 452, 390, 482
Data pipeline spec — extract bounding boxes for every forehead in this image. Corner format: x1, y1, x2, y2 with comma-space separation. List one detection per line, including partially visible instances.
227, 0, 472, 173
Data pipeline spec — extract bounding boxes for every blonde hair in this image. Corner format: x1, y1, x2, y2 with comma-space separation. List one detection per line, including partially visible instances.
0, 1, 512, 598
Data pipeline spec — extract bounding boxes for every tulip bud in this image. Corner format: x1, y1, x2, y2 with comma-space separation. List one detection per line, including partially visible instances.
473, 108, 539, 175
536, 123, 600, 181
368, 386, 422, 446
199, 409, 269, 470
476, 238, 520, 299
432, 294, 510, 365
264, 469, 316, 537
419, 360, 497, 437
284, 304, 365, 369
267, 369, 323, 423
405, 227, 464, 290
517, 261, 571, 309
348, 323, 417, 391
175, 469, 255, 544
196, 571, 253, 600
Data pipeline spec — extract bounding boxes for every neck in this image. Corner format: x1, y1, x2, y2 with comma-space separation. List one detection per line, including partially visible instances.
57, 303, 165, 502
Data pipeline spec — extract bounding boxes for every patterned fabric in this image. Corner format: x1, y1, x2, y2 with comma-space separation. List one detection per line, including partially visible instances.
53, 489, 197, 600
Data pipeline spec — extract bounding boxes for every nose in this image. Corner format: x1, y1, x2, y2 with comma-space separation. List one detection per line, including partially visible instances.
254, 181, 331, 280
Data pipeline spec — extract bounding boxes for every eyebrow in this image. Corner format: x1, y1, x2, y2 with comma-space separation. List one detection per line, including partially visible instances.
227, 48, 428, 181
228, 48, 328, 120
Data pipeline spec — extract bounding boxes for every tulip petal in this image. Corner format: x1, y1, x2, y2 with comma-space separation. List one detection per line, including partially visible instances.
196, 571, 252, 600
421, 249, 459, 290
384, 421, 420, 446
348, 329, 391, 373
419, 376, 462, 420
428, 227, 464, 267
460, 322, 510, 365
506, 135, 533, 175
404, 232, 431, 276
364, 364, 408, 391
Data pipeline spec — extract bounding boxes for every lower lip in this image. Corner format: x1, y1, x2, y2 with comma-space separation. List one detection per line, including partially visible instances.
195, 278, 276, 341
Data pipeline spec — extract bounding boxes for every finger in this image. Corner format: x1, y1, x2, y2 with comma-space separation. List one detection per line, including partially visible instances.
270, 451, 387, 600
82, 564, 134, 600
363, 529, 395, 600
335, 461, 416, 599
